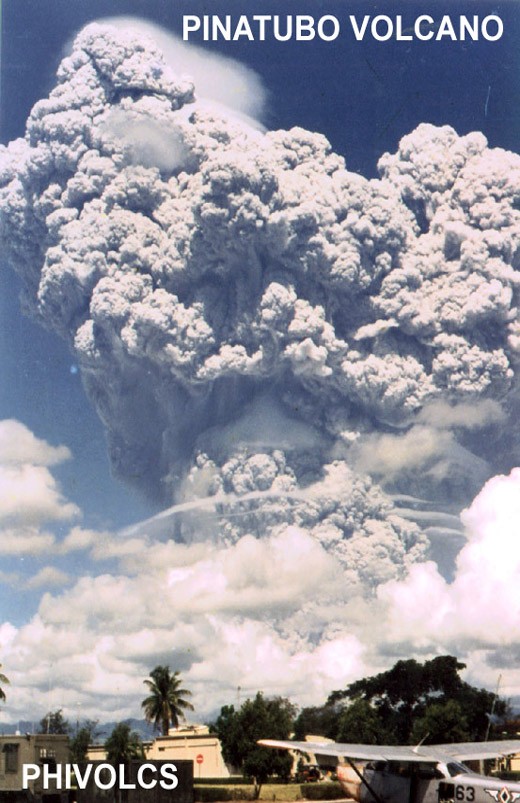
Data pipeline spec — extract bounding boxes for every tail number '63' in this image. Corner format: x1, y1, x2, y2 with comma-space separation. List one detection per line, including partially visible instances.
455, 787, 475, 801
439, 783, 475, 802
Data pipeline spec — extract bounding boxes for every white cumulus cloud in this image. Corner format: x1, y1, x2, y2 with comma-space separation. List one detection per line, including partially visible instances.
380, 468, 520, 647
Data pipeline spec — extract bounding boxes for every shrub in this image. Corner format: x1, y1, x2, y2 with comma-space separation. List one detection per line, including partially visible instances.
300, 782, 345, 800
194, 787, 256, 801
195, 778, 252, 785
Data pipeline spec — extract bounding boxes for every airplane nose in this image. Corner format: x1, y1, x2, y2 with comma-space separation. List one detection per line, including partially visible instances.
337, 764, 362, 802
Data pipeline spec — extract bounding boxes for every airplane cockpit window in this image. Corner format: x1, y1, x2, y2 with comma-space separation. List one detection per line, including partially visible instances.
387, 762, 409, 776
370, 761, 445, 779
446, 761, 473, 777
415, 763, 444, 779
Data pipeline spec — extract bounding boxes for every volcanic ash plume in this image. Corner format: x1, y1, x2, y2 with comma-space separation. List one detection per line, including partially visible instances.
2, 23, 520, 587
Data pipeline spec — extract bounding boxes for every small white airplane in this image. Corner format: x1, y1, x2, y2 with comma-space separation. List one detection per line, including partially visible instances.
259, 737, 520, 803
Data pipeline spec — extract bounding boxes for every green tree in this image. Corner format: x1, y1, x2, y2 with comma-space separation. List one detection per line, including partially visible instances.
293, 704, 339, 741
105, 724, 145, 803
210, 705, 237, 750
410, 700, 470, 745
336, 698, 391, 744
38, 709, 70, 735
328, 655, 507, 744
212, 693, 295, 798
142, 666, 194, 735
105, 723, 144, 763
69, 720, 99, 763
0, 664, 9, 703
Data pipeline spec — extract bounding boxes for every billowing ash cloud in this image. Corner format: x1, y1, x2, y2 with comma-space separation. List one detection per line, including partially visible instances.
2, 22, 520, 591
98, 16, 268, 123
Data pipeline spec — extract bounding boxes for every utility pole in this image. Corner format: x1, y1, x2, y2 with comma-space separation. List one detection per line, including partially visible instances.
485, 674, 502, 742
481, 675, 502, 776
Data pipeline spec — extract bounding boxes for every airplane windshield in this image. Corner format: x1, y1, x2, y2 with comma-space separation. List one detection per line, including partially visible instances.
446, 762, 473, 777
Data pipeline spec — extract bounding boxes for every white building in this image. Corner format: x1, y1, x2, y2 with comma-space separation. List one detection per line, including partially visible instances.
87, 725, 230, 779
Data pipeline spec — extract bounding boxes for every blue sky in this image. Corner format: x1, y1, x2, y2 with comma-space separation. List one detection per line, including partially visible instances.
2, 0, 520, 724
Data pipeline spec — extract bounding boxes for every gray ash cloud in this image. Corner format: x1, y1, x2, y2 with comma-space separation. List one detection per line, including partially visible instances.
2, 23, 520, 588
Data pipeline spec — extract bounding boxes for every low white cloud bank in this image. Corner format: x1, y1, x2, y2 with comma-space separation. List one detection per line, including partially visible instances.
0, 420, 79, 553
0, 422, 370, 718
0, 526, 368, 719
380, 468, 520, 646
1, 423, 520, 723
0, 420, 71, 466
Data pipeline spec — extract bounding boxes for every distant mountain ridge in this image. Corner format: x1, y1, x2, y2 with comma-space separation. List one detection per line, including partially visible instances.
0, 718, 157, 741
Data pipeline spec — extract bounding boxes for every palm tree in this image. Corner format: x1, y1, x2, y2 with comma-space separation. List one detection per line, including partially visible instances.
142, 666, 194, 736
0, 664, 9, 702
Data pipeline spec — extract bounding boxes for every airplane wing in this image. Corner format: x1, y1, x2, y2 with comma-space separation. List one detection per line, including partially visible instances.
258, 739, 435, 763
258, 739, 520, 764
422, 740, 520, 761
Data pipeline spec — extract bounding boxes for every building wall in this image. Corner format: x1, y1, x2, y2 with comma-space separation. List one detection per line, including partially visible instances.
506, 754, 520, 772
147, 732, 229, 779
0, 734, 69, 796
87, 727, 230, 779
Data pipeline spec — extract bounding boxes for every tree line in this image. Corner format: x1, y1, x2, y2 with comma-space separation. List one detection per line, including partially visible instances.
294, 655, 508, 745
209, 655, 510, 794
0, 656, 513, 791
